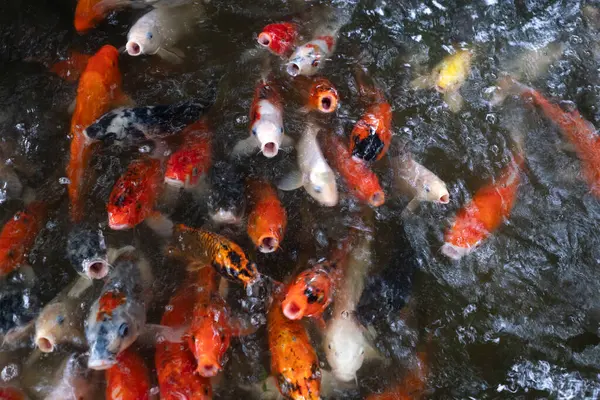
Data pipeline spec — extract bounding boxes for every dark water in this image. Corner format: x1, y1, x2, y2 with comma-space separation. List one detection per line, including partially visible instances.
1, 0, 600, 398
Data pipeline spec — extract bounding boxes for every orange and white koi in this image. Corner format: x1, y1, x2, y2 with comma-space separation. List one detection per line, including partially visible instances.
67, 45, 128, 222
156, 280, 213, 400
105, 348, 151, 400
167, 224, 260, 288
441, 143, 524, 260
286, 31, 336, 77
164, 118, 212, 190
246, 179, 287, 253
257, 22, 298, 57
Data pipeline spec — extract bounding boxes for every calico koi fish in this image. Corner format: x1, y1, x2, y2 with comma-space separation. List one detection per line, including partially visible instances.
167, 224, 259, 288
164, 118, 212, 189
287, 31, 336, 77
246, 179, 287, 253
68, 45, 128, 222
268, 292, 321, 400
441, 144, 524, 260
322, 134, 385, 207
156, 280, 213, 400
106, 348, 151, 400
233, 77, 292, 158
257, 22, 298, 57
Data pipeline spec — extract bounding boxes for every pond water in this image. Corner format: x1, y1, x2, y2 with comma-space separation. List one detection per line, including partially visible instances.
1, 0, 600, 399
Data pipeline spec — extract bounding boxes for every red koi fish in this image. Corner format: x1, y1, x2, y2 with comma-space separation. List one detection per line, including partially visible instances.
246, 179, 287, 253
257, 22, 298, 57
105, 348, 151, 400
322, 134, 385, 207
350, 67, 393, 162
0, 201, 47, 277
281, 235, 354, 322
164, 118, 212, 190
156, 280, 213, 400
499, 76, 600, 197
441, 146, 524, 260
0, 386, 27, 400
67, 45, 128, 222
50, 51, 92, 82
107, 157, 169, 234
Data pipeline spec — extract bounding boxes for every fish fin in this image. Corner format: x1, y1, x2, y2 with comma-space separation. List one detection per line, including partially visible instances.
92, 0, 158, 13
67, 276, 93, 299
157, 47, 185, 64
401, 198, 420, 216
298, 106, 311, 114
1, 321, 34, 350
112, 90, 135, 108
107, 245, 136, 264
145, 212, 174, 238
559, 141, 577, 154
489, 74, 530, 106
159, 184, 182, 211
24, 347, 42, 367
231, 136, 259, 158
314, 316, 327, 331
68, 98, 77, 114
444, 90, 463, 113
19, 263, 37, 287
22, 186, 37, 206
144, 323, 188, 343
410, 75, 433, 90
277, 170, 304, 191
281, 134, 295, 148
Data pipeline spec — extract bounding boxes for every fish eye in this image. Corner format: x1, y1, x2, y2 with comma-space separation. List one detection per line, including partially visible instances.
192, 167, 198, 177
252, 128, 257, 136
312, 184, 322, 193
312, 59, 320, 67
280, 127, 284, 133
118, 323, 129, 338
424, 184, 431, 193
328, 344, 332, 349
146, 32, 153, 40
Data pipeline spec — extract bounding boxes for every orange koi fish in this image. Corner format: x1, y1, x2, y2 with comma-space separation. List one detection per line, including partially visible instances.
294, 76, 339, 114
0, 386, 27, 400
268, 292, 321, 400
257, 22, 298, 57
350, 68, 393, 162
367, 352, 428, 400
74, 0, 119, 33
322, 134, 385, 207
282, 235, 354, 321
67, 44, 128, 222
105, 348, 151, 400
246, 179, 287, 253
0, 201, 47, 277
499, 76, 600, 197
167, 224, 259, 288
164, 118, 212, 190
107, 157, 165, 232
441, 146, 524, 260
188, 267, 231, 377
156, 281, 213, 400
50, 51, 91, 82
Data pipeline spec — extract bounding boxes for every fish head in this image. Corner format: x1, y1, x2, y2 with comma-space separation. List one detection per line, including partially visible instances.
286, 43, 325, 77
189, 305, 231, 377
165, 149, 207, 189
309, 80, 339, 113
282, 268, 332, 320
258, 22, 297, 56
306, 165, 338, 207
107, 181, 150, 231
85, 45, 121, 85
35, 302, 71, 353
325, 312, 366, 382
251, 119, 283, 158
86, 291, 143, 370
127, 20, 162, 57
350, 119, 384, 162
207, 161, 246, 225
67, 226, 109, 279
420, 178, 450, 204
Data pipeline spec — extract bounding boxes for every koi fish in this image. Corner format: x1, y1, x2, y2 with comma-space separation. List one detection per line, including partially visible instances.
282, 235, 353, 321
295, 76, 339, 114
68, 45, 128, 222
125, 2, 205, 63
268, 292, 321, 400
74, 0, 108, 33
83, 100, 210, 149
206, 161, 246, 225
349, 66, 393, 162
167, 224, 259, 288
233, 77, 292, 158
257, 22, 298, 57
164, 118, 212, 189
324, 223, 379, 382
496, 76, 600, 197
441, 143, 524, 260
156, 280, 213, 400
49, 51, 91, 82
278, 121, 338, 207
34, 277, 96, 353
106, 348, 151, 400
322, 133, 385, 207
86, 247, 153, 370
107, 157, 172, 237
0, 201, 47, 277
286, 30, 336, 76
366, 352, 428, 400
0, 386, 27, 400
246, 179, 287, 253
389, 140, 449, 213
66, 224, 109, 280
411, 48, 473, 113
